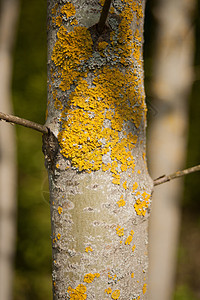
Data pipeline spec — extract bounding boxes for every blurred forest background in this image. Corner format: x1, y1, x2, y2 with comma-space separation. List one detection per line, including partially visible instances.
0, 0, 199, 299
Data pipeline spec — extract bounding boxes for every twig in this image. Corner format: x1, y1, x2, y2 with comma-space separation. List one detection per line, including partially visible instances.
97, 0, 112, 34
0, 111, 48, 134
153, 165, 200, 186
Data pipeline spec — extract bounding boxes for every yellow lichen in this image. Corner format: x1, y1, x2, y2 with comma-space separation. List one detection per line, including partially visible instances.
56, 16, 62, 27
51, 1, 145, 173
134, 29, 142, 43
123, 181, 127, 190
116, 225, 124, 237
117, 195, 126, 207
67, 284, 87, 300
102, 163, 111, 172
142, 152, 146, 160
134, 191, 151, 216
131, 273, 134, 278
99, 0, 105, 6
85, 246, 93, 253
132, 1, 143, 20
125, 235, 133, 245
112, 174, 121, 185
98, 41, 108, 51
57, 206, 62, 214
57, 62, 140, 174
111, 289, 120, 299
132, 245, 136, 252
125, 229, 134, 245
105, 287, 112, 294
84, 273, 100, 283
60, 2, 76, 18
57, 233, 61, 240
54, 98, 63, 110
52, 3, 58, 15
52, 26, 93, 91
51, 0, 147, 206
110, 7, 115, 13
71, 19, 78, 25
132, 182, 138, 192
143, 283, 147, 294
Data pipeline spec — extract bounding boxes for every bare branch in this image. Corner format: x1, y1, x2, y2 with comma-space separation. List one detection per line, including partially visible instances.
0, 111, 48, 134
153, 164, 200, 186
97, 0, 112, 34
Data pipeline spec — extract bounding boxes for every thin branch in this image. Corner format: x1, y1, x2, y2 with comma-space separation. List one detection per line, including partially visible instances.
153, 164, 200, 186
0, 111, 48, 134
97, 0, 112, 34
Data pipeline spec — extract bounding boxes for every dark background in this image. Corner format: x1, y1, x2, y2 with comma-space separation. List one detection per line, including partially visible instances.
12, 0, 200, 299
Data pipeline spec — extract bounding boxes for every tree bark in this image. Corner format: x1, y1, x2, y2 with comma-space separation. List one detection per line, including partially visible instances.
44, 0, 153, 299
0, 0, 19, 299
148, 0, 195, 299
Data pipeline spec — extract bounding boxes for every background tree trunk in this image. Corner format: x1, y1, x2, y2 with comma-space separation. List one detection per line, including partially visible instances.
148, 0, 195, 299
44, 0, 153, 299
0, 0, 19, 299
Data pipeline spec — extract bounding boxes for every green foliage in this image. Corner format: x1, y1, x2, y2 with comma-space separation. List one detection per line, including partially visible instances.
184, 81, 200, 210
174, 285, 199, 300
12, 0, 52, 299
13, 0, 46, 122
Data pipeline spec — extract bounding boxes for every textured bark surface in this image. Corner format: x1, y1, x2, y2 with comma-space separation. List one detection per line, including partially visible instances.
148, 0, 195, 299
44, 1, 153, 299
0, 0, 19, 299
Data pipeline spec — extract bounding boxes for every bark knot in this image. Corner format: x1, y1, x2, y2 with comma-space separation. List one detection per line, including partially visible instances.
42, 129, 59, 174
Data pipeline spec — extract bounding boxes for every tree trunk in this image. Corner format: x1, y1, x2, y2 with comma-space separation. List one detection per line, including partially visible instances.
148, 0, 195, 299
44, 0, 153, 299
0, 0, 19, 299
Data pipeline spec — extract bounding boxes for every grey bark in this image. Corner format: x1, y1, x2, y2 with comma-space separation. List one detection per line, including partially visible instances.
0, 0, 19, 299
44, 0, 153, 299
148, 0, 195, 299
